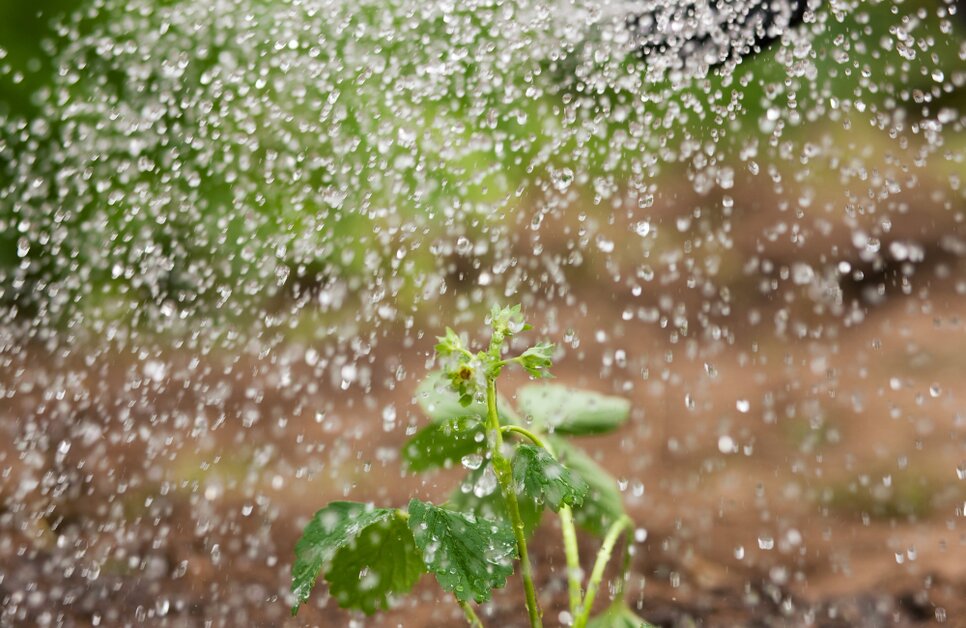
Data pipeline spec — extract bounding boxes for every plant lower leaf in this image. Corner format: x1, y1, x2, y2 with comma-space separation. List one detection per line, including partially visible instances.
401, 415, 485, 472
550, 437, 626, 537
291, 502, 397, 614
407, 499, 516, 603
512, 444, 588, 511
518, 384, 630, 436
325, 512, 424, 614
448, 463, 544, 537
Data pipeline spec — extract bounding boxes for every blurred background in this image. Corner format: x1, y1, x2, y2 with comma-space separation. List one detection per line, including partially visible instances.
1, 0, 964, 625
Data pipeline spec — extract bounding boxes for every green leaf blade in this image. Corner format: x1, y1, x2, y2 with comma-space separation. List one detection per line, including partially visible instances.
518, 384, 630, 436
415, 371, 519, 425
434, 326, 464, 358
512, 444, 588, 512
290, 502, 395, 614
407, 499, 516, 603
401, 415, 485, 472
415, 371, 489, 422
449, 463, 544, 538
488, 303, 529, 341
550, 438, 626, 538
325, 513, 424, 614
515, 342, 555, 379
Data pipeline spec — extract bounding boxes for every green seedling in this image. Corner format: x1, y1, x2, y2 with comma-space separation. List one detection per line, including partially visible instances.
290, 305, 651, 627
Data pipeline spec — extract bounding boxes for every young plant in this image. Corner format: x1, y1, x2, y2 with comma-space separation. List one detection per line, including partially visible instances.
290, 305, 651, 627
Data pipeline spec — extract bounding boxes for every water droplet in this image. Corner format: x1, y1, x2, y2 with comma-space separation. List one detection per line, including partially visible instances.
685, 393, 696, 410
382, 404, 397, 431
473, 467, 497, 498
551, 168, 574, 192
634, 220, 652, 237
461, 454, 483, 470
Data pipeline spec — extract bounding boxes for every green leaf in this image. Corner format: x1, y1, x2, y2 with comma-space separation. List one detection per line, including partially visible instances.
515, 342, 555, 379
550, 437, 625, 537
488, 303, 530, 340
291, 502, 410, 614
407, 499, 516, 603
587, 600, 655, 628
401, 415, 485, 472
325, 512, 424, 614
415, 371, 489, 421
434, 326, 465, 358
517, 384, 630, 436
512, 444, 588, 511
448, 463, 544, 537
415, 371, 519, 424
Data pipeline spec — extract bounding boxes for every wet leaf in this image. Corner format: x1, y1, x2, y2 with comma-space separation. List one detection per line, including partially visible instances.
415, 371, 489, 422
512, 444, 588, 511
326, 512, 424, 614
449, 463, 544, 538
488, 303, 531, 341
515, 342, 555, 379
407, 499, 516, 603
415, 371, 518, 424
291, 502, 411, 614
550, 437, 625, 538
401, 415, 485, 472
518, 384, 630, 436
434, 326, 465, 357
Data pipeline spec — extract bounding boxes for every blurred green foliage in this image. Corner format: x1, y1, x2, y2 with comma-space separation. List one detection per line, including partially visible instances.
0, 1, 78, 117
0, 0, 962, 328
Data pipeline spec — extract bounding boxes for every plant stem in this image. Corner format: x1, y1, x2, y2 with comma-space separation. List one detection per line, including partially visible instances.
500, 425, 547, 449
458, 598, 485, 628
615, 527, 633, 603
558, 505, 583, 615
485, 378, 542, 628
501, 425, 583, 616
573, 515, 632, 628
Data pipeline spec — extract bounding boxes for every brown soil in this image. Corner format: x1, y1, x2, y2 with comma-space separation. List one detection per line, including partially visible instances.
2, 270, 964, 627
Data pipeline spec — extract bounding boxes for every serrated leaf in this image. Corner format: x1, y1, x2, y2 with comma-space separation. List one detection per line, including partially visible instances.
550, 437, 625, 537
407, 499, 516, 603
518, 384, 630, 436
291, 502, 396, 614
448, 463, 544, 538
401, 415, 485, 472
587, 600, 655, 628
415, 371, 519, 424
488, 303, 529, 339
512, 444, 588, 511
326, 513, 424, 614
515, 342, 554, 379
434, 326, 464, 357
